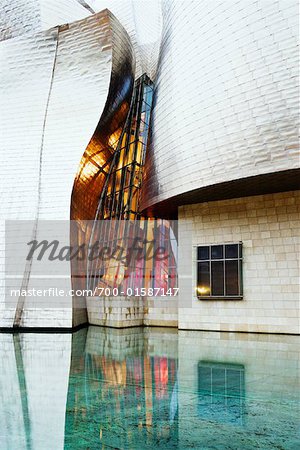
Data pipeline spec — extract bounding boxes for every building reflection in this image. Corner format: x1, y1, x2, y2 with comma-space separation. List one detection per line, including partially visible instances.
0, 333, 72, 450
198, 361, 245, 425
64, 327, 178, 449
1, 329, 299, 449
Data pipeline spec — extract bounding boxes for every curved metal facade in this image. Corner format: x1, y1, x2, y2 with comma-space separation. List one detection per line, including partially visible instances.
0, 0, 92, 41
83, 76, 177, 298
91, 0, 162, 79
70, 11, 135, 298
71, 13, 135, 223
0, 10, 135, 327
140, 0, 299, 213
1, 0, 299, 329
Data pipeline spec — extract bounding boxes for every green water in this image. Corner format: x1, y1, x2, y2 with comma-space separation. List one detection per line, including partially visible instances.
1, 327, 299, 449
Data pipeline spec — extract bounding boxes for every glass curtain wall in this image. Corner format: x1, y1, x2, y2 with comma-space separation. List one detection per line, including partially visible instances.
87, 75, 177, 294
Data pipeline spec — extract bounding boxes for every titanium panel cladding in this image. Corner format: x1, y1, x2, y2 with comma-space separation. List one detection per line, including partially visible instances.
91, 0, 162, 79
0, 0, 91, 41
140, 0, 299, 211
0, 10, 135, 327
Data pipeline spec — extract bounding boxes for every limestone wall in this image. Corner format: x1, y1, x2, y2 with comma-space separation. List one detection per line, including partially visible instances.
178, 190, 300, 334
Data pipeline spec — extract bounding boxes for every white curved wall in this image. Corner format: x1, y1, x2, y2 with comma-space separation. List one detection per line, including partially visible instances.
0, 0, 163, 80
38, 14, 113, 221
0, 29, 59, 327
0, 0, 91, 41
141, 0, 299, 210
0, 10, 133, 327
91, 0, 162, 79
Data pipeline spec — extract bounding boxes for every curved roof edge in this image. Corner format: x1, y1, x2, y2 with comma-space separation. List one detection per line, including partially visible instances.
141, 169, 300, 219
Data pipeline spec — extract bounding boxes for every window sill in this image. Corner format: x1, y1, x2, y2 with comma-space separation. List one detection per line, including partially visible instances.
197, 296, 243, 301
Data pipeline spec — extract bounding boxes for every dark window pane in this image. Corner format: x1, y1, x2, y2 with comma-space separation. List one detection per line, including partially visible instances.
225, 244, 238, 258
197, 261, 210, 296
198, 366, 211, 393
225, 260, 239, 295
211, 245, 223, 259
226, 368, 242, 396
239, 243, 243, 258
212, 368, 226, 396
197, 246, 209, 260
211, 261, 224, 295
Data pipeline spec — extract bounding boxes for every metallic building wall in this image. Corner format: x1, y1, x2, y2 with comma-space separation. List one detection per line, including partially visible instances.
91, 0, 162, 79
1, 0, 42, 41
70, 11, 135, 302
140, 0, 299, 212
0, 29, 59, 327
0, 0, 91, 41
0, 10, 135, 327
39, 0, 92, 29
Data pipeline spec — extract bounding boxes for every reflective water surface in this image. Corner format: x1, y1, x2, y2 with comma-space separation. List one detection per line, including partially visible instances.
0, 327, 299, 449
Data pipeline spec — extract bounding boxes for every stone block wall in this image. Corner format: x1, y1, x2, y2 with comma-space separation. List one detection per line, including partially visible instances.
178, 190, 300, 334
178, 330, 300, 448
87, 296, 178, 328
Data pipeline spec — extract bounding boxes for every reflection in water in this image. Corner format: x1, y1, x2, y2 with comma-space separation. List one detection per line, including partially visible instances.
198, 361, 245, 425
0, 333, 71, 450
0, 328, 299, 449
64, 327, 178, 449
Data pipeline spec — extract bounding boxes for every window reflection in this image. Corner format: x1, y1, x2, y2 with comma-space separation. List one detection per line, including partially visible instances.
64, 330, 178, 449
198, 361, 245, 425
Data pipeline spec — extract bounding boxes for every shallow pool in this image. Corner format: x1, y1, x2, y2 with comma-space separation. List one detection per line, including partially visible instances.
1, 327, 299, 449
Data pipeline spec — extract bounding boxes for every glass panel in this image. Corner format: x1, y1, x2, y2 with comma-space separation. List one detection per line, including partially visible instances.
123, 142, 134, 165
135, 141, 144, 165
129, 131, 135, 144
104, 196, 111, 211
122, 188, 129, 207
117, 147, 125, 170
197, 261, 210, 296
114, 169, 122, 191
141, 100, 151, 113
225, 260, 239, 295
133, 165, 141, 187
124, 167, 132, 188
120, 133, 127, 148
197, 246, 209, 260
139, 118, 148, 133
130, 188, 138, 212
211, 261, 224, 295
143, 85, 153, 105
225, 244, 238, 259
211, 245, 223, 259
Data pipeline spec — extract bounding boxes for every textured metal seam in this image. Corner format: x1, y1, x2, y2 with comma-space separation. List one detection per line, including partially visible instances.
13, 27, 60, 326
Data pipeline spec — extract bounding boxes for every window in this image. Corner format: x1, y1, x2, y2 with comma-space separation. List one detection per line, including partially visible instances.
196, 243, 242, 299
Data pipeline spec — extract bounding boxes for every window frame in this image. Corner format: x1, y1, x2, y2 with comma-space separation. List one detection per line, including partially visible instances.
195, 242, 243, 300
